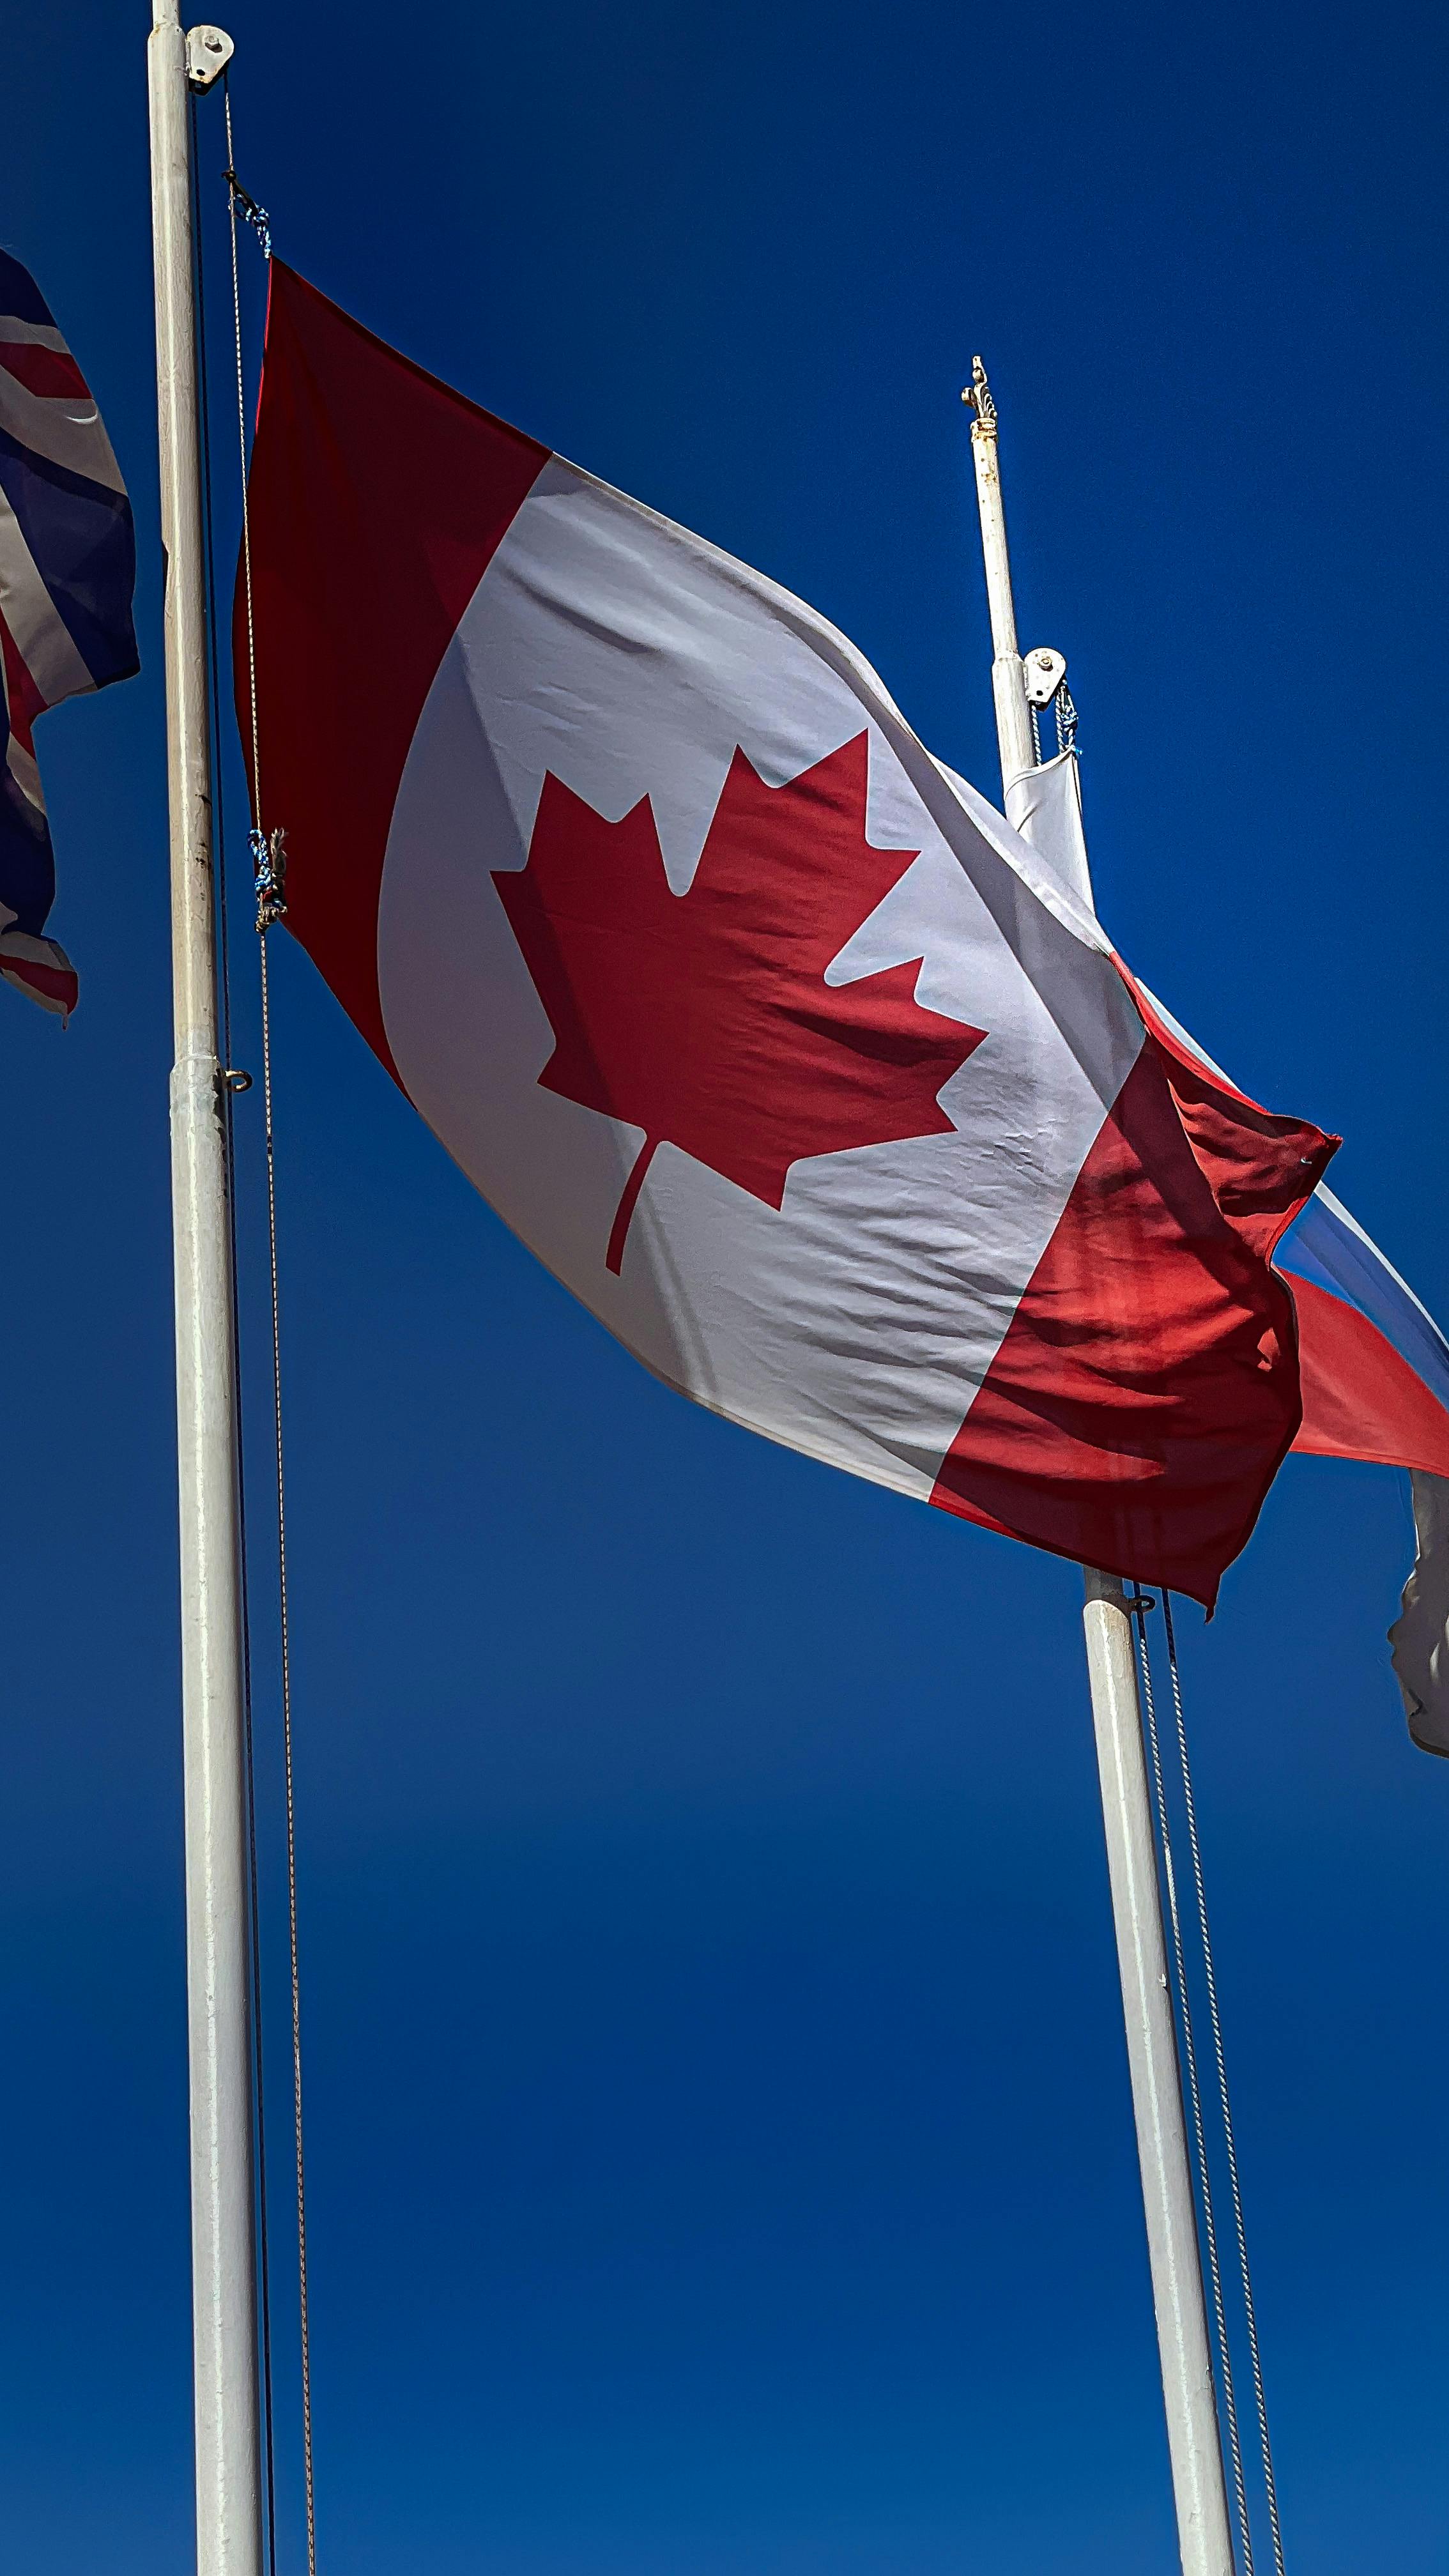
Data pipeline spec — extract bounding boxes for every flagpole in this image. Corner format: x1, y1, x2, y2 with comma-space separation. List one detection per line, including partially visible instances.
148, 10, 264, 2575
963, 360, 1235, 2576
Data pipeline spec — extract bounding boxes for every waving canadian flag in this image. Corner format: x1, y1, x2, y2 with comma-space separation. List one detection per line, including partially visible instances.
237, 264, 1335, 1606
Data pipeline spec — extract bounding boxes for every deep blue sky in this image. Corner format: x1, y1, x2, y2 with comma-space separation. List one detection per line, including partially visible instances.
4, 4, 1446, 2570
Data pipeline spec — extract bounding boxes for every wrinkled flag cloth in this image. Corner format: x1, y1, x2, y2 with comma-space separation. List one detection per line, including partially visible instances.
1014, 751, 1449, 1752
234, 261, 1337, 1607
0, 248, 138, 1018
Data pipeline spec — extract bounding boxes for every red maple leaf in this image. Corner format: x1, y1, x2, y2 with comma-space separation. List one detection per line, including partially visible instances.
493, 733, 986, 1271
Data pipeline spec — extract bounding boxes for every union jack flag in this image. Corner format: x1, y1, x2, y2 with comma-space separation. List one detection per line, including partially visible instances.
0, 247, 137, 1019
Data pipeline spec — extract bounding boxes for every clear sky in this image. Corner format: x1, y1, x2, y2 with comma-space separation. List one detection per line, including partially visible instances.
3, 4, 1446, 2570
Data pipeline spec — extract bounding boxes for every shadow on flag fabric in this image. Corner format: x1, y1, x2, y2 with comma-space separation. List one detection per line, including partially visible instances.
0, 249, 139, 1019
234, 261, 1338, 1609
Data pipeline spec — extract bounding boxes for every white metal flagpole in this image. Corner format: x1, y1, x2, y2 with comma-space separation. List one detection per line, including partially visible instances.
148, 10, 264, 2575
963, 359, 1236, 2576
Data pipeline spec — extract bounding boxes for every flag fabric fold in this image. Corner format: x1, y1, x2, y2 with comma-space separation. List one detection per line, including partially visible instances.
1004, 747, 1093, 910
236, 263, 1336, 1607
0, 249, 138, 1018
1026, 724, 1449, 1750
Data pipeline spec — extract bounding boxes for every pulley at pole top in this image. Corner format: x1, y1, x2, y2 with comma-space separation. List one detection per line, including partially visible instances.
185, 22, 234, 88
1022, 645, 1067, 708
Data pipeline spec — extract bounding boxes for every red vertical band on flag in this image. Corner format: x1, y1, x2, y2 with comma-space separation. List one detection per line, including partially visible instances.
235, 262, 549, 1076
930, 1016, 1337, 1606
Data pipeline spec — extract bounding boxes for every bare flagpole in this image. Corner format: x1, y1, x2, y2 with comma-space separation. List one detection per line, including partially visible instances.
963, 360, 1236, 2576
148, 10, 264, 2574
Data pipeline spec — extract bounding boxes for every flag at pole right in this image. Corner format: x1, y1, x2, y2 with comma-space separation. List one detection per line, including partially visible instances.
1276, 1188, 1449, 1752
1012, 751, 1449, 1751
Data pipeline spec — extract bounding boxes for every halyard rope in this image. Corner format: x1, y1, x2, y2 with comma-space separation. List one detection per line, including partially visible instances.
192, 93, 279, 2576
224, 82, 319, 2576
1130, 1590, 1255, 2573
1054, 681, 1078, 757
1163, 1593, 1287, 2576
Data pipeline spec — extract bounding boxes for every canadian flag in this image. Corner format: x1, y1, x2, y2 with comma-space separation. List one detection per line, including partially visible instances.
237, 265, 1335, 1606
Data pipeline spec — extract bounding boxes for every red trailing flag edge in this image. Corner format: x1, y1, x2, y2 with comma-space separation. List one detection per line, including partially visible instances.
236, 263, 1335, 1606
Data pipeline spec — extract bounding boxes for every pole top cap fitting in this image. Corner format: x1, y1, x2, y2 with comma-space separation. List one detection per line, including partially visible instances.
185, 23, 234, 89
961, 355, 997, 433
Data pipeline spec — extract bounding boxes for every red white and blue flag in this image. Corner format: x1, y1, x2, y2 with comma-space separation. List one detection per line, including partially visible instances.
0, 248, 138, 1019
1277, 1186, 1449, 1492
1278, 1186, 1449, 1748
236, 265, 1361, 1617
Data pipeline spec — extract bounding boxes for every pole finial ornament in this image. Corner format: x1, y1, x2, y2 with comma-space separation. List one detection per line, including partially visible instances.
962, 355, 997, 433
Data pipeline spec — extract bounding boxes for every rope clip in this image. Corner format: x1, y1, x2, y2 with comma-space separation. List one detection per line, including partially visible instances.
225, 166, 272, 259
252, 825, 288, 931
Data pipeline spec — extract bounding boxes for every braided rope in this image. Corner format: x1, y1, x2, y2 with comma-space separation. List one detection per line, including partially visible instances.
1163, 1596, 1286, 2576
224, 84, 319, 2576
192, 89, 279, 2576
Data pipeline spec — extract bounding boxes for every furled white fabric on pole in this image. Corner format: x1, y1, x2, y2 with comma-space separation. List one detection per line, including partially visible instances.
1004, 748, 1094, 909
